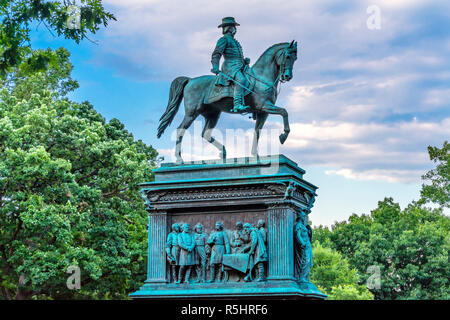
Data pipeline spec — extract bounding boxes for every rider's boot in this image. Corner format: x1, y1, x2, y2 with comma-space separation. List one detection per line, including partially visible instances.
232, 86, 250, 113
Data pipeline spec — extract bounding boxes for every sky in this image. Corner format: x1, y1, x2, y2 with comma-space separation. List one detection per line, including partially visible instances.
31, 0, 449, 226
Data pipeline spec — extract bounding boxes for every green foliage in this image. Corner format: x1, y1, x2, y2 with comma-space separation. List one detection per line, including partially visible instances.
315, 198, 449, 300
0, 0, 115, 76
421, 141, 449, 208
3, 46, 79, 96
0, 49, 157, 299
310, 242, 373, 300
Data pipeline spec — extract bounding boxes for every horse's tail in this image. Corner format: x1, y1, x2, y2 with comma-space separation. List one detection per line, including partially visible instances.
157, 76, 190, 138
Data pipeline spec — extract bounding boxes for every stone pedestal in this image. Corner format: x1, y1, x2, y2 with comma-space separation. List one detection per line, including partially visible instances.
130, 155, 326, 299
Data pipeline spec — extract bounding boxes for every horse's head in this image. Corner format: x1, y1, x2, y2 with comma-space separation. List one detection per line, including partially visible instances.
276, 40, 298, 82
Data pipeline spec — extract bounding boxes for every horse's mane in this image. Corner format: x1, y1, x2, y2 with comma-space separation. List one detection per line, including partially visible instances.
253, 42, 289, 67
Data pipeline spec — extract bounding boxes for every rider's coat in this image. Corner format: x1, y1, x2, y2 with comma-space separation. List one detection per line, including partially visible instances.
211, 33, 245, 86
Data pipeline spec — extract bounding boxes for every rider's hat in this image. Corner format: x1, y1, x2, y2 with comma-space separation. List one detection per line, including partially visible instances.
218, 17, 240, 28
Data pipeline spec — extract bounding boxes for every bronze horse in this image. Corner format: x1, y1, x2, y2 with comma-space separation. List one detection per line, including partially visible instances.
157, 41, 298, 163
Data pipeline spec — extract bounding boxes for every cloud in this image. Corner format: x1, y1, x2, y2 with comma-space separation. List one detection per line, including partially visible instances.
156, 116, 448, 183
423, 88, 450, 107
277, 118, 450, 183
374, 0, 430, 9
96, 0, 450, 184
324, 168, 425, 183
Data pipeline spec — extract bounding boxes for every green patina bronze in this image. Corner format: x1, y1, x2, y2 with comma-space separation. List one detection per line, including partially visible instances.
132, 18, 325, 300
156, 17, 298, 163
130, 155, 326, 299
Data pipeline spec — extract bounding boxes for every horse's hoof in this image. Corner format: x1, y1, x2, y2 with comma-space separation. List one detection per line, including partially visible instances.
279, 133, 288, 144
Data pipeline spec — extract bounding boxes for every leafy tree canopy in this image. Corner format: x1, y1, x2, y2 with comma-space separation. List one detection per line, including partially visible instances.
311, 242, 373, 300
314, 198, 449, 300
0, 47, 157, 299
0, 0, 115, 76
421, 141, 449, 208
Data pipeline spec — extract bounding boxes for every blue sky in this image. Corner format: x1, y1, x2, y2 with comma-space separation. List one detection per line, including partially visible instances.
31, 0, 449, 226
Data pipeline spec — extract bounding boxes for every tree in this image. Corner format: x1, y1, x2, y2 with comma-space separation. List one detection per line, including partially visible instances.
421, 141, 449, 208
314, 198, 449, 300
310, 242, 373, 300
314, 142, 450, 300
0, 48, 157, 299
0, 0, 115, 76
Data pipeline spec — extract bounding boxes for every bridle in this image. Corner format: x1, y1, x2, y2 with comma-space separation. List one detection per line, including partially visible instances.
244, 43, 297, 94
276, 47, 293, 84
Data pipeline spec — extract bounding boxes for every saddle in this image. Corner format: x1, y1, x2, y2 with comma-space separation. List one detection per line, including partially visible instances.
204, 72, 255, 105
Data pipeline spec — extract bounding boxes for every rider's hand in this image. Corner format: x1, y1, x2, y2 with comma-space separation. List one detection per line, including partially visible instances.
211, 67, 220, 75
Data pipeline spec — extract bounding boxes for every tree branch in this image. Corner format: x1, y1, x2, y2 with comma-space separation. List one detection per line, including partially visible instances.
101, 187, 128, 198
1, 286, 12, 300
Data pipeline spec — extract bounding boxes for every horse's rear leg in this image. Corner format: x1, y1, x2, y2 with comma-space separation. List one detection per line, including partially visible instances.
202, 111, 226, 159
175, 114, 197, 163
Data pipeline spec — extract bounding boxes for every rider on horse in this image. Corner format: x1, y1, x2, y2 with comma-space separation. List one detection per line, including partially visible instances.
211, 17, 251, 113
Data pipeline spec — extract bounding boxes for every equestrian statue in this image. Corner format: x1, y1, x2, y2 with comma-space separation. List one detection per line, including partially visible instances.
157, 17, 298, 163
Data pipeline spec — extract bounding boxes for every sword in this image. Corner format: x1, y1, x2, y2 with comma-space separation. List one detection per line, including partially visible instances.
218, 71, 257, 95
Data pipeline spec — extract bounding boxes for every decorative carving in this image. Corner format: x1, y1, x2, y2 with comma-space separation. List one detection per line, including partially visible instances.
284, 181, 295, 199
303, 191, 316, 212
267, 184, 286, 194
243, 220, 268, 282
176, 223, 195, 283
157, 186, 275, 202
144, 183, 314, 208
149, 188, 320, 288
149, 191, 167, 202
166, 223, 180, 283
294, 210, 313, 283
193, 223, 208, 283
229, 221, 249, 254
207, 221, 230, 283
282, 181, 311, 204
164, 219, 272, 284
140, 189, 152, 209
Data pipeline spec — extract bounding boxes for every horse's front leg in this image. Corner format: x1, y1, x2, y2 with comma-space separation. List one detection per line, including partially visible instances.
260, 103, 290, 144
252, 112, 268, 157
